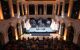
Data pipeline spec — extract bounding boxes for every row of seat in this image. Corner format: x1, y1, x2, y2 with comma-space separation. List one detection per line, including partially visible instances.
4, 37, 80, 50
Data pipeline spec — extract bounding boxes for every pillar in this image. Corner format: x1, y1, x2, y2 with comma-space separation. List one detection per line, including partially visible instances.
8, 0, 14, 17
54, 2, 57, 17
57, 0, 60, 15
0, 2, 4, 20
3, 32, 9, 44
59, 24, 61, 35
21, 1, 24, 16
17, 23, 22, 38
24, 2, 27, 15
17, 0, 20, 18
78, 10, 80, 19
64, 27, 67, 40
68, 0, 74, 17
35, 4, 38, 15
61, 0, 65, 18
73, 32, 79, 44
18, 23, 23, 35
27, 4, 29, 15
14, 28, 18, 40
44, 4, 46, 15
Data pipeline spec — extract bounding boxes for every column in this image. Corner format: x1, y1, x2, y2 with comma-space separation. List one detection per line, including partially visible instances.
19, 23, 23, 35
3, 32, 9, 44
78, 11, 80, 19
17, 0, 20, 18
24, 2, 27, 15
35, 4, 38, 15
0, 2, 4, 20
8, 0, 14, 17
52, 3, 55, 19
44, 4, 46, 15
52, 4, 54, 16
17, 23, 23, 37
57, 1, 60, 15
61, 0, 65, 18
14, 27, 18, 40
27, 4, 29, 15
68, 0, 74, 17
59, 24, 61, 35
64, 27, 67, 41
21, 1, 24, 16
26, 1, 28, 18
54, 2, 57, 17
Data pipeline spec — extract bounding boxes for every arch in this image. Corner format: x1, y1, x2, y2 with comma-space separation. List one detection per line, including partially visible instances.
8, 26, 15, 41
66, 25, 74, 42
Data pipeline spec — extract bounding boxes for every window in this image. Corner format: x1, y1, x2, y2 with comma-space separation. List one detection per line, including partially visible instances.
29, 4, 35, 15
1, 0, 11, 19
13, 0, 17, 14
64, 3, 69, 14
19, 3, 23, 16
71, 1, 79, 19
47, 4, 53, 15
38, 4, 44, 15
23, 4, 26, 15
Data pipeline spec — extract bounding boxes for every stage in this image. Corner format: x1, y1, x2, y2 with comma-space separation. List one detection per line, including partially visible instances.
24, 19, 59, 33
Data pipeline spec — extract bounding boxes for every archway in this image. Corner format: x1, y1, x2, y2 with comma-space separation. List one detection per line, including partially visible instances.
8, 26, 15, 41
66, 25, 74, 42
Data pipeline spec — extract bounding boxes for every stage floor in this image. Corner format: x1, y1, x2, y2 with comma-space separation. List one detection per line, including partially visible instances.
27, 27, 57, 32
21, 33, 60, 40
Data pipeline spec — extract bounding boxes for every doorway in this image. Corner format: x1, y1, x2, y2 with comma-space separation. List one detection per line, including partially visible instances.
8, 26, 15, 41
67, 25, 74, 42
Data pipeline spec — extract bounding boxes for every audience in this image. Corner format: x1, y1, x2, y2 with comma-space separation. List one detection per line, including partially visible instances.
4, 37, 80, 50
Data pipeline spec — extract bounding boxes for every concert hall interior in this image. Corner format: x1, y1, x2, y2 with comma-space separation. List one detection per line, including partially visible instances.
0, 0, 80, 50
